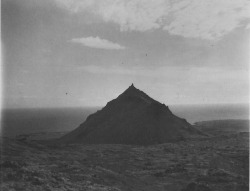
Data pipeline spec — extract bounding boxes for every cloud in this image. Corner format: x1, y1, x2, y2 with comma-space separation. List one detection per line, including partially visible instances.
80, 65, 135, 75
79, 65, 185, 79
55, 0, 250, 40
80, 65, 249, 88
70, 36, 125, 50
163, 0, 250, 40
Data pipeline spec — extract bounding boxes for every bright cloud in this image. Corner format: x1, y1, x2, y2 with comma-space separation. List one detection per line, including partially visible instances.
163, 0, 250, 40
56, 0, 250, 40
70, 36, 125, 50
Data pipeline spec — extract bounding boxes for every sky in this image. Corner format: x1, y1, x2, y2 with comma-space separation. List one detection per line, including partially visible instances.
2, 0, 250, 108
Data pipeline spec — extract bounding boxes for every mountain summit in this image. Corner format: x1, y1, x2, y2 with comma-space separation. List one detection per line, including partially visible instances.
59, 84, 202, 145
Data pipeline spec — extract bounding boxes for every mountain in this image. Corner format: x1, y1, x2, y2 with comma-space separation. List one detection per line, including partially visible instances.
59, 84, 202, 145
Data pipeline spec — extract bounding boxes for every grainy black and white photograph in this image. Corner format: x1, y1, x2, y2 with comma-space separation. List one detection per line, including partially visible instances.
1, 0, 250, 190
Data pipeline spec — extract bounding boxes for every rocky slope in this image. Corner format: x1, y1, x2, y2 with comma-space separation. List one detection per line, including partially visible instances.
1, 131, 248, 191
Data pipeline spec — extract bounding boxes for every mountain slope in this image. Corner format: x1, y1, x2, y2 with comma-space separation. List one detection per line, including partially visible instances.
59, 84, 202, 145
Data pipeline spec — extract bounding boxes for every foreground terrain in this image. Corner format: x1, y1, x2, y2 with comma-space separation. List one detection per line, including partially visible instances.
1, 121, 249, 191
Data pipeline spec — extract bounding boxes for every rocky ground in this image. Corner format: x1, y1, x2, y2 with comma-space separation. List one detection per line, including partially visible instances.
1, 123, 249, 191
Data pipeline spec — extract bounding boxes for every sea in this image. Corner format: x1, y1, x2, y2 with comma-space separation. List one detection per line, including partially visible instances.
1, 104, 249, 137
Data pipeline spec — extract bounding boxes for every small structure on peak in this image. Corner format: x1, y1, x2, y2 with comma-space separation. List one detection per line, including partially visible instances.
128, 83, 136, 90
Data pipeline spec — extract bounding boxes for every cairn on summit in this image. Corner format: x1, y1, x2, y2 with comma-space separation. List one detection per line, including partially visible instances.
60, 84, 202, 145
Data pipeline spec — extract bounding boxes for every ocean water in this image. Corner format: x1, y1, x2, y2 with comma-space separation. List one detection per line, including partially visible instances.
1, 107, 99, 137
1, 104, 249, 137
169, 103, 249, 124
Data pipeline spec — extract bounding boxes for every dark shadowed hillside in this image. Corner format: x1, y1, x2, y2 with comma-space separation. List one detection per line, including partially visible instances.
59, 84, 203, 145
